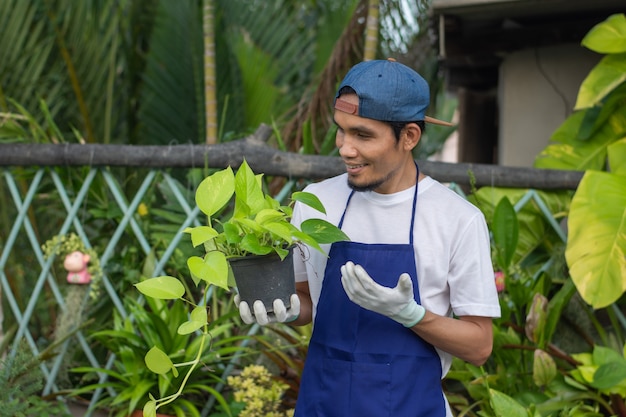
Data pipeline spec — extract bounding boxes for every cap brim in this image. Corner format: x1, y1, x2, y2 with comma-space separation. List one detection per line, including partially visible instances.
424, 116, 455, 127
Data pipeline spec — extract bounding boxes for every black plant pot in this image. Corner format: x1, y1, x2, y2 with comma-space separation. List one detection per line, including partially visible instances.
229, 247, 295, 314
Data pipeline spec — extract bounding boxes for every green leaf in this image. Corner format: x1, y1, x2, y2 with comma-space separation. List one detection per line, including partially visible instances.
143, 400, 157, 417
292, 230, 324, 255
578, 83, 626, 140
234, 160, 266, 216
582, 14, 626, 54
609, 138, 626, 176
575, 53, 626, 110
489, 389, 531, 417
145, 346, 175, 375
291, 191, 326, 214
566, 171, 626, 308
178, 306, 208, 335
544, 278, 577, 345
593, 345, 624, 366
238, 234, 273, 255
222, 222, 242, 246
255, 208, 286, 224
233, 217, 263, 234
492, 197, 519, 270
592, 361, 626, 390
188, 252, 230, 289
300, 218, 349, 244
534, 109, 623, 171
195, 167, 235, 217
261, 221, 294, 243
135, 276, 185, 299
185, 225, 219, 247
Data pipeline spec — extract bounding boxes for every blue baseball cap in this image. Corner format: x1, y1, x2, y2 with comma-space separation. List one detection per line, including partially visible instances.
335, 59, 452, 126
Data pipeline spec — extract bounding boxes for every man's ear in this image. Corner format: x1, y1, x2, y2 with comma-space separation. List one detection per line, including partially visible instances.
402, 123, 421, 151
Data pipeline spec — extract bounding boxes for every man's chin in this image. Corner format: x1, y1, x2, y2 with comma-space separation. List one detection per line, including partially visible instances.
347, 178, 382, 192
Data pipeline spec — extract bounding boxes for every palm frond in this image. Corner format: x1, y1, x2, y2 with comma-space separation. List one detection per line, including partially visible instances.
136, 0, 203, 145
282, 0, 367, 153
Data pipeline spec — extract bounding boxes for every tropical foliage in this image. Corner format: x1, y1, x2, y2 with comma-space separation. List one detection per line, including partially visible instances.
0, 0, 441, 151
453, 13, 626, 417
534, 13, 626, 309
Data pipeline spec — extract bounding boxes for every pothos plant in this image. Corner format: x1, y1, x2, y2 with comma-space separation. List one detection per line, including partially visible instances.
134, 160, 348, 417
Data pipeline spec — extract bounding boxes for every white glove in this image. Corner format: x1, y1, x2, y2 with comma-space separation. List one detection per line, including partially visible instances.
340, 261, 425, 327
234, 294, 300, 326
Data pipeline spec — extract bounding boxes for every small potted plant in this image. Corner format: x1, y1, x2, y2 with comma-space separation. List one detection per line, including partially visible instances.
183, 159, 348, 311
134, 160, 348, 416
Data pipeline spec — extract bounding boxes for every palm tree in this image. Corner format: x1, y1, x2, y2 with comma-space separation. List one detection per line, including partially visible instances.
1, 0, 438, 149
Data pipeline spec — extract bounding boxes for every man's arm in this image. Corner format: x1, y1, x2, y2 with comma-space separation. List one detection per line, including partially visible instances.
340, 261, 495, 366
291, 281, 313, 326
409, 313, 493, 366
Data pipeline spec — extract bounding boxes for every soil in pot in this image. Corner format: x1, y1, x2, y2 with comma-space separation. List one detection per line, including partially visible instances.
230, 247, 295, 313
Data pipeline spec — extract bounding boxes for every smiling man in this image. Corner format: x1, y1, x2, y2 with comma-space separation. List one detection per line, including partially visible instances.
236, 59, 501, 417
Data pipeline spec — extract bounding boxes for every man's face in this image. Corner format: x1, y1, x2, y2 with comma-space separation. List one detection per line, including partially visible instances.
334, 94, 417, 194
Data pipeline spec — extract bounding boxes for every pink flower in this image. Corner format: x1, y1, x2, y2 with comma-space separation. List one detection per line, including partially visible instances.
494, 271, 505, 293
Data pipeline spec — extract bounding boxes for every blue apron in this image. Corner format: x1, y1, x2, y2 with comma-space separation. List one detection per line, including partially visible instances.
295, 168, 445, 417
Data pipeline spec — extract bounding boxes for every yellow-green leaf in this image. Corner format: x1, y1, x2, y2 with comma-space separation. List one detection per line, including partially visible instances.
566, 171, 626, 308
178, 306, 208, 334
291, 191, 326, 213
582, 14, 626, 54
185, 225, 219, 247
195, 167, 235, 217
134, 276, 185, 299
575, 53, 626, 110
188, 252, 229, 289
145, 346, 174, 375
143, 400, 157, 417
489, 389, 530, 417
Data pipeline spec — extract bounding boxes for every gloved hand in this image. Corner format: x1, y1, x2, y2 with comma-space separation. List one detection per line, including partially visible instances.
235, 293, 300, 326
340, 261, 426, 327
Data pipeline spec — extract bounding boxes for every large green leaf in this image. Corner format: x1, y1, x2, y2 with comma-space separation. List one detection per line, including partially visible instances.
578, 83, 626, 140
291, 191, 327, 214
145, 346, 176, 376
489, 389, 533, 417
195, 166, 235, 217
187, 252, 229, 289
471, 187, 569, 266
575, 53, 626, 110
534, 108, 626, 171
300, 218, 350, 244
581, 13, 626, 54
234, 160, 266, 216
609, 137, 626, 176
135, 276, 185, 299
566, 170, 626, 308
492, 197, 519, 270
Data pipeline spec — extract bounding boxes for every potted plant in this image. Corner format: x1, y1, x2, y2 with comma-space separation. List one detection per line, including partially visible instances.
186, 159, 348, 309
134, 160, 348, 416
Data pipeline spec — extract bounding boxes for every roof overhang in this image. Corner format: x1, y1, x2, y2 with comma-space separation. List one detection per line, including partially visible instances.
431, 0, 626, 89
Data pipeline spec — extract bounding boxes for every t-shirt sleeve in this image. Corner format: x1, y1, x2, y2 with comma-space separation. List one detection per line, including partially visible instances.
448, 212, 501, 318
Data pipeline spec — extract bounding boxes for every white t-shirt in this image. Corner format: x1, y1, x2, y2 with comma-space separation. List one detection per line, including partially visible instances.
291, 173, 501, 378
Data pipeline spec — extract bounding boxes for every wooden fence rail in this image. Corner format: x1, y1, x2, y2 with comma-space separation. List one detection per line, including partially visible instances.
0, 125, 583, 190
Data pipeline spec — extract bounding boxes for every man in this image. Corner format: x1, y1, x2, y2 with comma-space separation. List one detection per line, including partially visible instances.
237, 59, 501, 416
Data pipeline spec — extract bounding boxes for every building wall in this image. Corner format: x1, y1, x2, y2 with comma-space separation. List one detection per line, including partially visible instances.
498, 43, 600, 167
